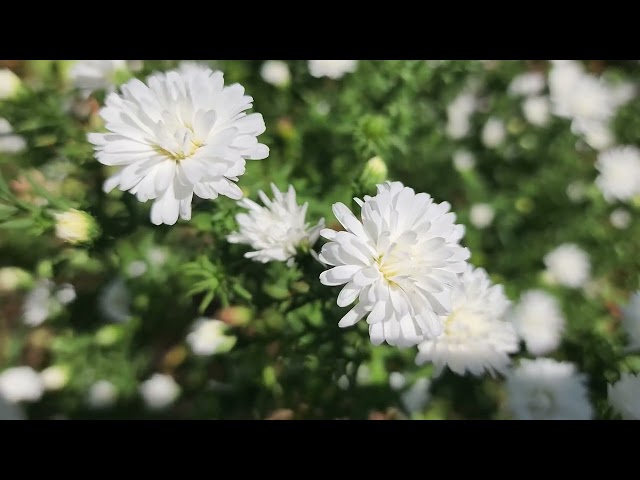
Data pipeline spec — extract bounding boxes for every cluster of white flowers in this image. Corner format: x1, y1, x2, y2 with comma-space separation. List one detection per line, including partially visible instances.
543, 243, 591, 288
510, 289, 565, 355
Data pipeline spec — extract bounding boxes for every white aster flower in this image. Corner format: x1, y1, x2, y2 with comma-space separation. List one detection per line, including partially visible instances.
318, 181, 470, 347
522, 95, 551, 127
595, 146, 640, 203
620, 292, 640, 348
87, 380, 118, 409
543, 243, 591, 288
0, 69, 21, 100
608, 373, 640, 420
469, 203, 495, 229
400, 378, 431, 415
186, 318, 237, 356
98, 278, 131, 323
508, 72, 546, 97
69, 60, 127, 94
139, 373, 180, 410
481, 117, 506, 148
564, 75, 614, 131
505, 358, 593, 420
452, 150, 476, 172
510, 289, 565, 356
260, 60, 291, 87
22, 279, 62, 327
88, 66, 269, 226
416, 265, 518, 377
610, 208, 631, 229
40, 366, 70, 391
446, 91, 477, 139
227, 183, 325, 265
0, 366, 45, 403
308, 60, 358, 79
0, 396, 25, 420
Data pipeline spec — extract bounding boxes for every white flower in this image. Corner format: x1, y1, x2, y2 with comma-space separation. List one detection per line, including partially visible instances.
505, 358, 593, 420
87, 380, 118, 409
147, 247, 168, 266
610, 81, 636, 108
566, 181, 587, 203
469, 203, 495, 229
608, 373, 640, 420
620, 292, 640, 348
610, 208, 631, 229
564, 75, 613, 130
510, 289, 565, 356
69, 60, 127, 94
543, 243, 591, 288
0, 366, 45, 403
55, 283, 76, 305
446, 91, 477, 139
260, 60, 291, 87
595, 146, 640, 203
416, 265, 518, 377
581, 121, 614, 151
227, 184, 325, 265
452, 150, 476, 172
389, 372, 406, 391
0, 396, 25, 420
139, 374, 180, 410
481, 117, 506, 148
548, 60, 586, 117
308, 60, 358, 79
400, 378, 431, 415
88, 67, 269, 226
53, 209, 98, 244
522, 96, 550, 127
40, 366, 70, 391
508, 72, 545, 97
0, 117, 26, 154
0, 69, 21, 100
23, 279, 61, 327
126, 260, 148, 278
186, 318, 237, 356
98, 278, 131, 323
318, 181, 470, 347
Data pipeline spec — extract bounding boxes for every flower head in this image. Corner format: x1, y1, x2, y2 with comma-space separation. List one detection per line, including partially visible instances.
69, 60, 128, 94
469, 203, 495, 229
88, 66, 269, 225
227, 184, 324, 265
0, 366, 44, 403
446, 91, 476, 139
620, 292, 640, 348
22, 279, 63, 327
416, 265, 518, 376
510, 289, 565, 356
53, 209, 99, 245
40, 366, 70, 391
608, 373, 640, 420
319, 181, 470, 347
595, 146, 640, 203
505, 358, 593, 420
98, 278, 131, 323
452, 150, 476, 172
523, 96, 550, 127
508, 72, 545, 97
186, 318, 237, 356
543, 243, 591, 288
308, 60, 358, 79
139, 374, 180, 410
481, 117, 506, 148
260, 60, 291, 87
87, 380, 118, 409
610, 208, 631, 229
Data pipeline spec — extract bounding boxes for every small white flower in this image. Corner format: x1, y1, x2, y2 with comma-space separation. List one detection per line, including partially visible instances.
608, 373, 640, 420
0, 366, 45, 403
139, 374, 180, 410
566, 181, 587, 203
23, 279, 61, 327
98, 278, 131, 323
505, 358, 593, 420
452, 150, 476, 172
40, 366, 70, 391
481, 117, 506, 148
522, 96, 550, 127
620, 292, 640, 348
69, 60, 127, 94
510, 289, 565, 356
400, 378, 431, 415
469, 203, 495, 229
389, 372, 406, 391
186, 318, 236, 356
0, 69, 21, 100
337, 375, 350, 390
0, 396, 25, 420
416, 265, 518, 377
610, 208, 631, 229
446, 91, 477, 139
308, 60, 358, 79
319, 181, 470, 347
508, 72, 546, 97
227, 184, 325, 266
543, 243, 591, 288
89, 66, 269, 226
53, 209, 97, 244
147, 247, 169, 267
595, 146, 640, 203
356, 364, 371, 386
87, 380, 118, 409
0, 117, 26, 154
55, 283, 76, 305
126, 261, 148, 278
260, 60, 291, 87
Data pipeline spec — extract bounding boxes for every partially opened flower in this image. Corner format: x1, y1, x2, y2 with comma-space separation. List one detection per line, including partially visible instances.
416, 265, 518, 377
89, 66, 269, 225
319, 181, 470, 347
227, 184, 324, 265
608, 373, 640, 420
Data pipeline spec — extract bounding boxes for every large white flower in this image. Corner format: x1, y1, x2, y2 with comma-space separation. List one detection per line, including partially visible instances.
186, 318, 237, 356
620, 292, 640, 348
510, 289, 565, 356
595, 146, 640, 203
608, 373, 640, 420
318, 181, 470, 347
543, 243, 591, 288
88, 67, 269, 225
0, 366, 45, 403
69, 60, 127, 94
416, 265, 518, 376
227, 184, 324, 265
308, 60, 358, 79
505, 358, 593, 420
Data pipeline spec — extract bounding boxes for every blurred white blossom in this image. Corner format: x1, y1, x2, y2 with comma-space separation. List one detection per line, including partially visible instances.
87, 380, 118, 409
401, 378, 431, 415
608, 373, 640, 420
69, 60, 127, 94
610, 208, 631, 229
522, 96, 550, 127
260, 60, 291, 87
139, 374, 180, 410
308, 60, 358, 79
543, 243, 591, 288
0, 366, 45, 403
469, 203, 495, 229
446, 91, 477, 139
98, 278, 131, 323
510, 289, 565, 356
40, 366, 70, 391
481, 117, 506, 148
186, 318, 236, 356
595, 146, 640, 203
0, 69, 21, 99
508, 72, 545, 97
452, 150, 476, 172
